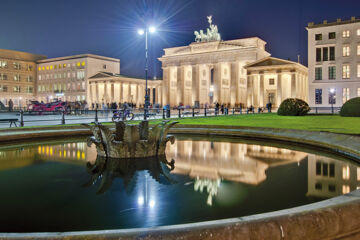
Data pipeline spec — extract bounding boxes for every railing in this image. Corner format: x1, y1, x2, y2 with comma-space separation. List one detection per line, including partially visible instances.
0, 106, 341, 128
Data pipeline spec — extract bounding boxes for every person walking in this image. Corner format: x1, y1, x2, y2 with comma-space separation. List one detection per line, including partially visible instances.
220, 104, 224, 115
8, 99, 13, 112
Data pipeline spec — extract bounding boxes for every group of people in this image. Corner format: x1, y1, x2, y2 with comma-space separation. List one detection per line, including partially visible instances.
91, 102, 135, 111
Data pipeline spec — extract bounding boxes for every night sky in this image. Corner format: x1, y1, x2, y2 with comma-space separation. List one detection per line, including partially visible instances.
0, 0, 359, 79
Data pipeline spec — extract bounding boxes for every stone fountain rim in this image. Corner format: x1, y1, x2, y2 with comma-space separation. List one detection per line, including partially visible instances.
0, 124, 360, 239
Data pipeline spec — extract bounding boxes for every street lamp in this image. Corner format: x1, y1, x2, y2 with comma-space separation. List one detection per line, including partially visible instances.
330, 88, 335, 114
138, 26, 156, 120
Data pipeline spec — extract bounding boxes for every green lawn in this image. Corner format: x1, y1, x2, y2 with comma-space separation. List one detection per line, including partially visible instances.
167, 113, 360, 135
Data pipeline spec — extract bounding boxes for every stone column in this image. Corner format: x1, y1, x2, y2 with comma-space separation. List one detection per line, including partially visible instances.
177, 66, 184, 105
277, 73, 282, 107
291, 73, 296, 98
111, 83, 114, 102
192, 65, 200, 106
213, 63, 221, 104
259, 74, 264, 107
119, 82, 123, 103
162, 67, 169, 106
231, 62, 239, 107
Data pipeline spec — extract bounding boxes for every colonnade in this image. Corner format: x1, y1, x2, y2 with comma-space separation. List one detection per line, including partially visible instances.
88, 80, 162, 107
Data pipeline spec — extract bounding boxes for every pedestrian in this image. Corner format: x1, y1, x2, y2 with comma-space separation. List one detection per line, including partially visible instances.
8, 99, 13, 112
221, 104, 224, 115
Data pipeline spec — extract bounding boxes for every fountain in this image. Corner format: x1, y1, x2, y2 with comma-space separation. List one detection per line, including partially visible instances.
84, 155, 175, 194
82, 120, 178, 159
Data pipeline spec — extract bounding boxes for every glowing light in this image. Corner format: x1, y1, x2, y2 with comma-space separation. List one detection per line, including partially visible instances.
138, 29, 145, 35
330, 88, 335, 93
149, 199, 155, 208
137, 196, 144, 206
149, 26, 156, 33
210, 85, 214, 92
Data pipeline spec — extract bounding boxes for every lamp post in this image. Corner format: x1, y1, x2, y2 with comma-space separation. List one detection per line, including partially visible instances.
330, 88, 335, 114
138, 26, 156, 120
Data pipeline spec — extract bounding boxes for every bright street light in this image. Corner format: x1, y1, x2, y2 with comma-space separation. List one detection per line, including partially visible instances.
138, 26, 157, 120
138, 29, 145, 35
149, 26, 156, 33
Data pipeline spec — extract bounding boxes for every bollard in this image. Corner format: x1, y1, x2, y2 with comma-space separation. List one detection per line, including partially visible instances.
95, 109, 98, 123
20, 110, 24, 127
163, 109, 165, 119
232, 108, 235, 115
204, 107, 207, 117
192, 108, 195, 117
240, 107, 242, 114
215, 108, 218, 116
61, 109, 65, 125
178, 108, 181, 118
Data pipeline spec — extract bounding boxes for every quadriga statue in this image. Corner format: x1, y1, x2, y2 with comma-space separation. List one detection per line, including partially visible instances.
82, 120, 178, 159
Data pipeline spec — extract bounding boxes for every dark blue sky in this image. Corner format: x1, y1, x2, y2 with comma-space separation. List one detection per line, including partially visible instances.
1, 0, 359, 78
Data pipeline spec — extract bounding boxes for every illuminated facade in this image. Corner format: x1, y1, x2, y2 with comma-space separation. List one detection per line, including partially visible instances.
36, 54, 120, 102
87, 72, 162, 107
158, 38, 271, 107
244, 57, 308, 108
307, 17, 360, 107
0, 49, 46, 107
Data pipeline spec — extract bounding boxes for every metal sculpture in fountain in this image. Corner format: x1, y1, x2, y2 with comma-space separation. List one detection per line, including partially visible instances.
82, 120, 178, 159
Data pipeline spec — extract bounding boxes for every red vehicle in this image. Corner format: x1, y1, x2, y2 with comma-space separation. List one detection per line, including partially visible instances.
28, 100, 66, 113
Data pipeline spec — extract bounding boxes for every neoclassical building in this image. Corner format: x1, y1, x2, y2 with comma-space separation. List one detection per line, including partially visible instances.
158, 37, 270, 107
88, 72, 162, 107
244, 57, 308, 108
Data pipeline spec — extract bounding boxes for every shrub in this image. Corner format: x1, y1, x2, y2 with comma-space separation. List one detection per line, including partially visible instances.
277, 98, 310, 116
340, 97, 360, 117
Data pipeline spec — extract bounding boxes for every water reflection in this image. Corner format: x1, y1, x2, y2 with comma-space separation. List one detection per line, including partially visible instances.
307, 155, 360, 198
166, 140, 309, 205
84, 155, 175, 194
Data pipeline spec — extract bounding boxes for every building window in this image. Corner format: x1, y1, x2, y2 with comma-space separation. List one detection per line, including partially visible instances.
315, 89, 322, 104
13, 62, 21, 70
26, 76, 33, 82
329, 89, 336, 104
103, 64, 107, 69
329, 32, 336, 39
329, 185, 336, 192
77, 71, 85, 80
0, 74, 7, 80
342, 65, 350, 79
13, 86, 21, 93
358, 64, 360, 78
0, 61, 8, 68
342, 30, 350, 38
316, 48, 322, 62
330, 47, 335, 61
323, 47, 328, 61
343, 166, 350, 180
330, 163, 335, 177
0, 85, 8, 92
25, 86, 33, 93
358, 45, 360, 56
315, 183, 322, 190
315, 67, 322, 80
269, 78, 274, 85
329, 66, 336, 80
315, 34, 322, 40
343, 46, 350, 57
342, 185, 350, 194
13, 74, 20, 81
343, 88, 350, 103
357, 29, 360, 36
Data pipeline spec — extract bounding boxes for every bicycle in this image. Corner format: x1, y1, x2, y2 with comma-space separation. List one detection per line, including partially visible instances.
112, 109, 134, 122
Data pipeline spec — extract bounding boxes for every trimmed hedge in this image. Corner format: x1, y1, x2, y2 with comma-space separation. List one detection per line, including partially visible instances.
340, 97, 360, 117
277, 98, 310, 116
